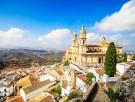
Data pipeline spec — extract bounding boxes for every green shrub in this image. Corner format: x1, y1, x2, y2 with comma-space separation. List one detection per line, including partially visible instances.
55, 85, 61, 95
64, 60, 70, 66
86, 72, 96, 85
67, 91, 82, 101
104, 88, 119, 102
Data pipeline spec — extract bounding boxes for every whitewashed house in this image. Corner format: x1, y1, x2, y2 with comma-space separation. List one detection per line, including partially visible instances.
116, 63, 130, 75
76, 77, 87, 93
0, 81, 16, 96
61, 87, 72, 96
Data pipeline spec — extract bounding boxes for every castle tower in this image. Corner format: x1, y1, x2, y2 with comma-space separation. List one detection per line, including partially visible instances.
79, 25, 87, 54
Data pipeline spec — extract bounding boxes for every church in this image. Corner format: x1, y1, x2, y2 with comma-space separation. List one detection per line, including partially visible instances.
64, 26, 123, 67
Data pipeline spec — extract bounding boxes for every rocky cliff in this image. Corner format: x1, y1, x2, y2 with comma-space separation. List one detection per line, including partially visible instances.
118, 64, 135, 102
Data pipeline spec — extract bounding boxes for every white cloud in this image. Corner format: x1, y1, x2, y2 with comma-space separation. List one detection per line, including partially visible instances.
120, 40, 129, 46
0, 28, 26, 48
109, 33, 122, 42
107, 33, 129, 46
130, 32, 135, 37
0, 28, 72, 50
94, 0, 135, 32
86, 32, 100, 44
38, 29, 72, 50
86, 32, 128, 46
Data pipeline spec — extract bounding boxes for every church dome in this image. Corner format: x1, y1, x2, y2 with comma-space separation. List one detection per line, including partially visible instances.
99, 36, 109, 45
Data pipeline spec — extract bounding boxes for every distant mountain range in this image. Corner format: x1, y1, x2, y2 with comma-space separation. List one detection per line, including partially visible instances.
125, 50, 135, 54
0, 49, 65, 69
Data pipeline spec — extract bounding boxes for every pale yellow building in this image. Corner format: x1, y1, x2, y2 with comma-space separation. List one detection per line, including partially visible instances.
64, 26, 123, 66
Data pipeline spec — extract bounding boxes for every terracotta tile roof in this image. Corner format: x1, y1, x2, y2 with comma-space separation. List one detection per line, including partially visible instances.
39, 96, 54, 102
61, 80, 68, 88
6, 96, 24, 102
95, 68, 104, 76
54, 67, 64, 75
49, 91, 58, 98
28, 92, 55, 102
77, 74, 87, 83
23, 79, 51, 94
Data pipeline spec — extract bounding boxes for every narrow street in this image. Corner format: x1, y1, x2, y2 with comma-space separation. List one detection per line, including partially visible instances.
85, 84, 99, 102
91, 85, 109, 102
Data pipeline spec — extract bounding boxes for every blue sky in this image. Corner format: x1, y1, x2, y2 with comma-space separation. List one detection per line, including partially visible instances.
0, 0, 135, 50
0, 0, 127, 32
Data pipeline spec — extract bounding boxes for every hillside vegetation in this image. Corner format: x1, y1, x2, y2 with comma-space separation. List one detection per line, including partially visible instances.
0, 49, 65, 69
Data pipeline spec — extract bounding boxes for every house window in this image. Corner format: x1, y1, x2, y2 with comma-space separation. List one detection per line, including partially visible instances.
4, 89, 6, 92
83, 40, 85, 44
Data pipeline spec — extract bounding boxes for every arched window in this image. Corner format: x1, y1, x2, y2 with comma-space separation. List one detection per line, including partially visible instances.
98, 58, 101, 64
83, 40, 85, 44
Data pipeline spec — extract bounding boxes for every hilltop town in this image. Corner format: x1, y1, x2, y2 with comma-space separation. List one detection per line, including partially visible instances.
0, 26, 135, 102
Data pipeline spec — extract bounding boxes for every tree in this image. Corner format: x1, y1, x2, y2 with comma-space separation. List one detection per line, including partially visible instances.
104, 88, 119, 102
123, 53, 127, 62
117, 55, 123, 63
117, 53, 127, 63
132, 55, 135, 61
104, 42, 117, 77
55, 85, 61, 95
86, 72, 96, 85
64, 60, 70, 66
67, 91, 82, 101
0, 61, 9, 69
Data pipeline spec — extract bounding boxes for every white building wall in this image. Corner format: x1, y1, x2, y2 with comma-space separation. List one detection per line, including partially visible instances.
76, 77, 87, 93
20, 89, 26, 102
116, 63, 129, 75
0, 85, 15, 96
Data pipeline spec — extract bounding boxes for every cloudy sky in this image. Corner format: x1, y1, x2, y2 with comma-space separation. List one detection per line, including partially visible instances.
0, 0, 135, 50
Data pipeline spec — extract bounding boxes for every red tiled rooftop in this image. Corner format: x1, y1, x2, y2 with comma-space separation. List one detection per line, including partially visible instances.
77, 74, 87, 83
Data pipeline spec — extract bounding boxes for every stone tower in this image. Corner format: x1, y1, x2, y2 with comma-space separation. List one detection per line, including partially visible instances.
79, 25, 87, 54
72, 31, 79, 64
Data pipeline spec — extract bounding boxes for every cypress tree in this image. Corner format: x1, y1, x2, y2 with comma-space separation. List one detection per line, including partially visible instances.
123, 53, 127, 62
132, 55, 135, 61
104, 42, 117, 77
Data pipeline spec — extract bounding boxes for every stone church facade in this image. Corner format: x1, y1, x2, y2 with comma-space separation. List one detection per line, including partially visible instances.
64, 26, 123, 66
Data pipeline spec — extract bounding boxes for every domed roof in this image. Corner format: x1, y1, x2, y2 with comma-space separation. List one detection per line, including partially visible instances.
99, 36, 109, 45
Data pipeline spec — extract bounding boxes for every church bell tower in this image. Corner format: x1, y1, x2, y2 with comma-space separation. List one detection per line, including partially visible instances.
72, 31, 79, 64
79, 25, 87, 54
